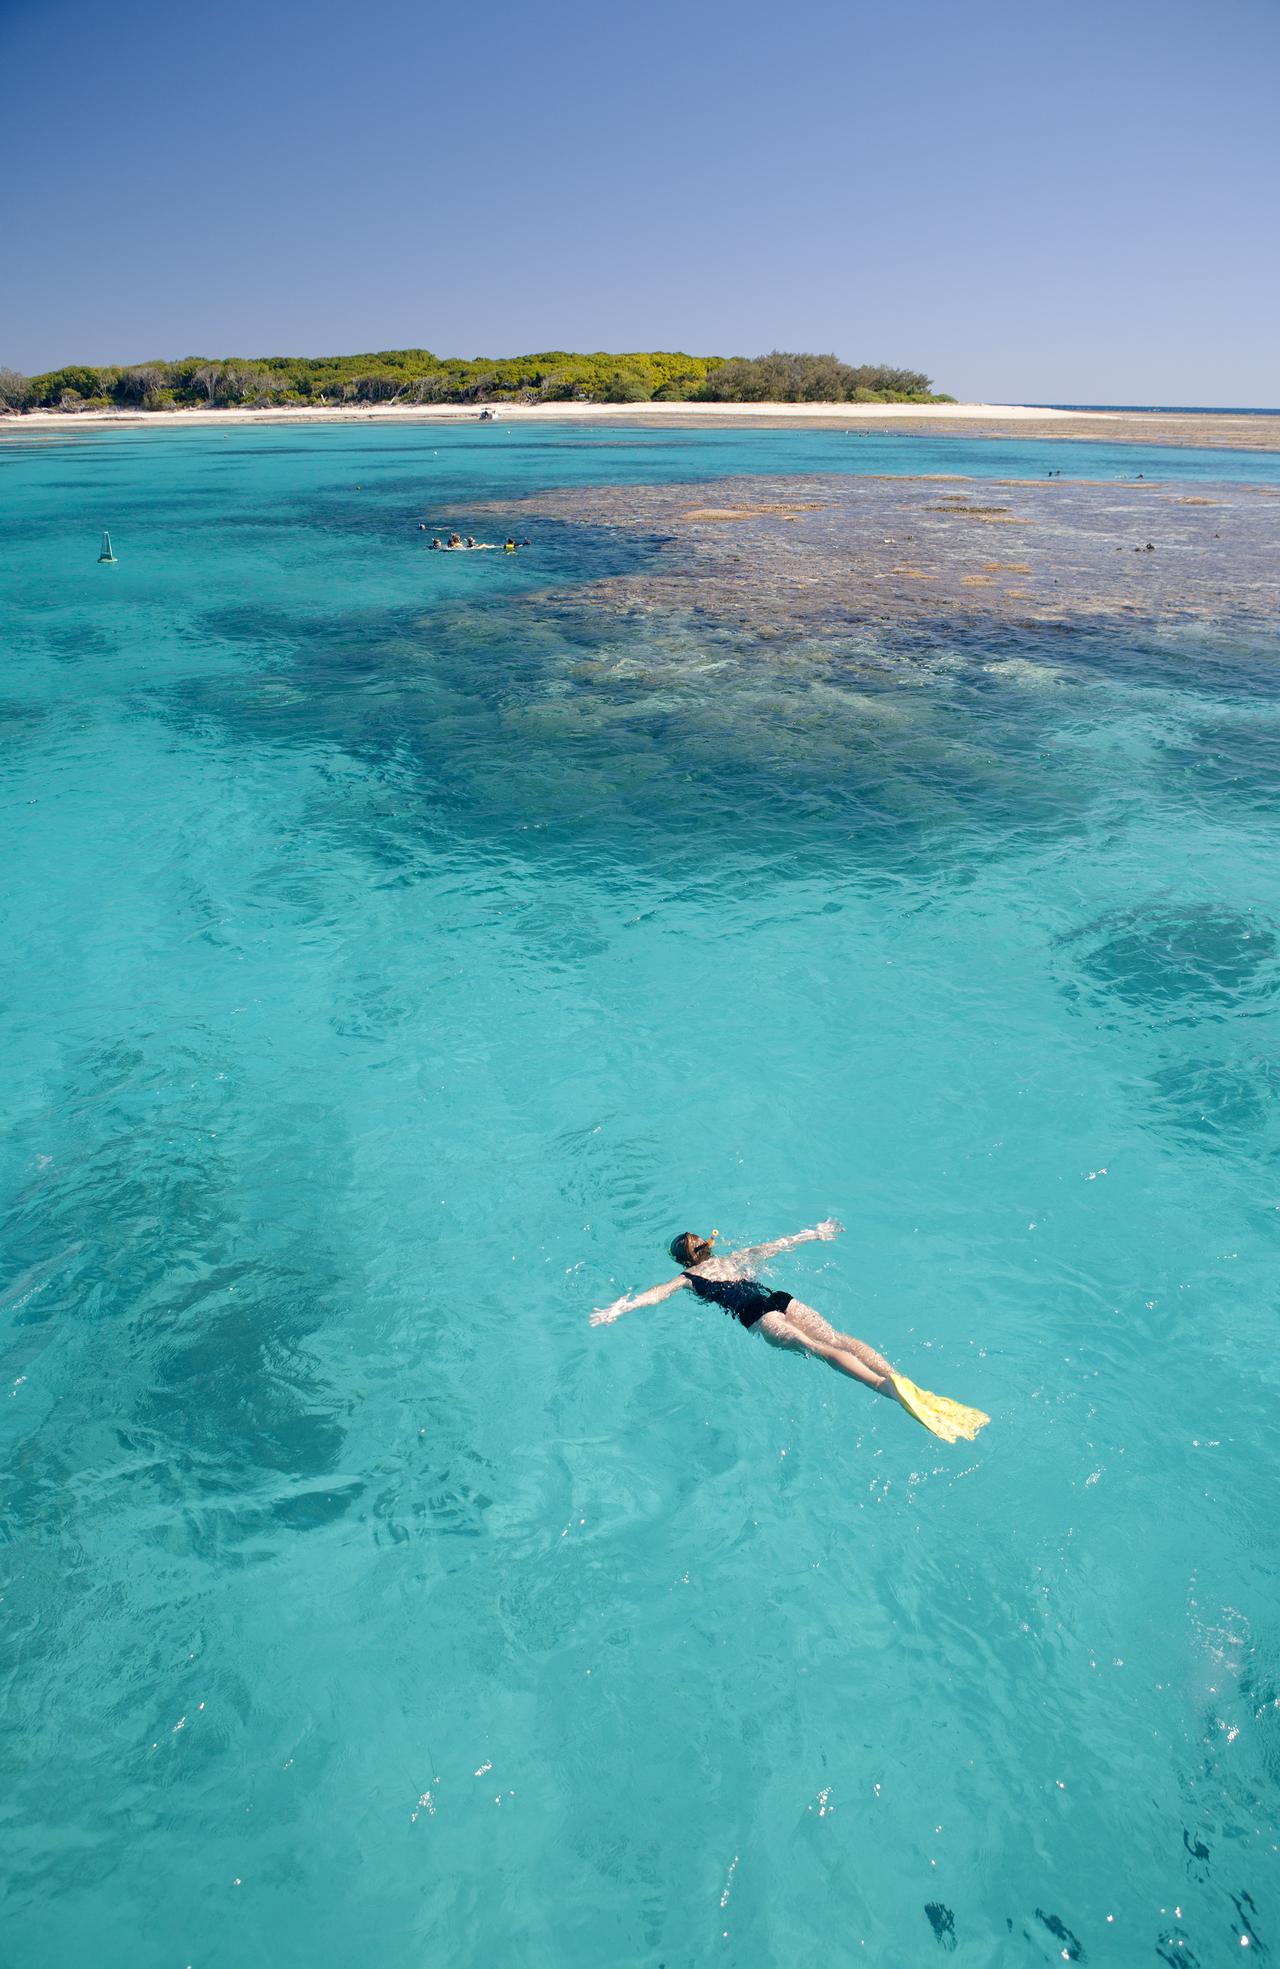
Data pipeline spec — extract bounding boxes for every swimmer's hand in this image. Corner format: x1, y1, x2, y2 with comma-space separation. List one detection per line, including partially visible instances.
591, 1276, 686, 1325
814, 1218, 845, 1241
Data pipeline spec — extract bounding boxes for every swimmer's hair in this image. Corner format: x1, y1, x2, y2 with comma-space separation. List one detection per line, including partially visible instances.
669, 1231, 714, 1267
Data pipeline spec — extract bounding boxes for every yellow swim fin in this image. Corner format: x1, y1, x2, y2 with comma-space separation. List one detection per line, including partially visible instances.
891, 1372, 990, 1444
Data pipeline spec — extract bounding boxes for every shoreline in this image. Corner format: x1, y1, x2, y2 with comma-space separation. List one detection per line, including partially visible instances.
2, 399, 1067, 433
4, 399, 1280, 451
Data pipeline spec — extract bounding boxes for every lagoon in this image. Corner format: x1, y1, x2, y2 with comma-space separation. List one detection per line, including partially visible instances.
2, 422, 1279, 1967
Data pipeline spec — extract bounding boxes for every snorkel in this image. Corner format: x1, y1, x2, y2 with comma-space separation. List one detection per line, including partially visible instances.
668, 1229, 719, 1266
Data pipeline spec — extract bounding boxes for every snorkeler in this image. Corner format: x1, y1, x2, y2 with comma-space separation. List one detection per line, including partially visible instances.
592, 1223, 989, 1443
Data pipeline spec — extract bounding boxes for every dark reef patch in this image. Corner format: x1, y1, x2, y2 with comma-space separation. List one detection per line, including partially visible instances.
1061, 902, 1278, 1017
924, 1901, 957, 1950
1147, 1056, 1280, 1144
1036, 1908, 1086, 1960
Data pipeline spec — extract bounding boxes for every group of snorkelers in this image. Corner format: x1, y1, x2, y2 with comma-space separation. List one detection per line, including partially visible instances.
418, 525, 530, 554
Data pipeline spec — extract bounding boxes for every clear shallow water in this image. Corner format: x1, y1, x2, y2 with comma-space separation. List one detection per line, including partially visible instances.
2, 424, 1279, 1969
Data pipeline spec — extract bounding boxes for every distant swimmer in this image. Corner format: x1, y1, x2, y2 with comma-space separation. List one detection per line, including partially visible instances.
430, 537, 443, 549
591, 1222, 989, 1443
504, 537, 517, 553
466, 536, 477, 549
446, 532, 463, 548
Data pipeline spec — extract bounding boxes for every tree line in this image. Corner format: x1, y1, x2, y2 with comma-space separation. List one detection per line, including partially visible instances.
696, 353, 944, 402
0, 349, 948, 412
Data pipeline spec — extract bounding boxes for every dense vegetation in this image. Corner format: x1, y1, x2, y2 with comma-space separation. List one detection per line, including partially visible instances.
696, 352, 944, 402
0, 349, 947, 413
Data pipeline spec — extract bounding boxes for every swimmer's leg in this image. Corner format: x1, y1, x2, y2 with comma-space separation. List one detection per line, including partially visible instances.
756, 1303, 899, 1401
782, 1300, 894, 1380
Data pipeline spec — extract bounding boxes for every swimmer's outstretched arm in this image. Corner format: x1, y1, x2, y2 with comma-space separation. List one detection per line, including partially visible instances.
726, 1218, 844, 1268
590, 1275, 687, 1326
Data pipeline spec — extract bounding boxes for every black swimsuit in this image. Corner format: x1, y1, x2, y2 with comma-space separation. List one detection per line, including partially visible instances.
685, 1271, 793, 1330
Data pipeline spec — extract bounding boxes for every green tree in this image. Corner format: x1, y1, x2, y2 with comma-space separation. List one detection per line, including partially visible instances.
0, 367, 32, 408
29, 365, 104, 406
117, 363, 170, 405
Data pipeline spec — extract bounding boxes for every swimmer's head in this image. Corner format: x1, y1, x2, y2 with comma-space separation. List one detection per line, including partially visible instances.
669, 1230, 716, 1267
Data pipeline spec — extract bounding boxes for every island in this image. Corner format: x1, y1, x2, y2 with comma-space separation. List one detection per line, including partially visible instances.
0, 349, 948, 415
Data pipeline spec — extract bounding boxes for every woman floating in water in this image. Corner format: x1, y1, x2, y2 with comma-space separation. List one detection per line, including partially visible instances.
591, 1222, 989, 1443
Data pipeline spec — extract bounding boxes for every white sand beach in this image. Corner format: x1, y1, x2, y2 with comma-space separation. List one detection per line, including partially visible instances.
4, 399, 1074, 432
6, 399, 1279, 448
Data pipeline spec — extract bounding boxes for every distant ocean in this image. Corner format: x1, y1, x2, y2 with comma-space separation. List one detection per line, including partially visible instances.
1039, 402, 1280, 415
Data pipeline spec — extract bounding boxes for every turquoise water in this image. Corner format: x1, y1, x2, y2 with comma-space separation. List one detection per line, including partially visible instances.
3, 424, 1279, 1968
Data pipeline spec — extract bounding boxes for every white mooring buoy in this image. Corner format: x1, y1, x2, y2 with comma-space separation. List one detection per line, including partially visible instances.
98, 530, 118, 564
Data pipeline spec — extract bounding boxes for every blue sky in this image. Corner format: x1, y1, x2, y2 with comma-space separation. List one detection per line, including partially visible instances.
3, 0, 1277, 402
